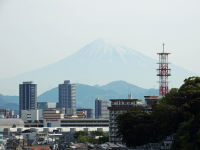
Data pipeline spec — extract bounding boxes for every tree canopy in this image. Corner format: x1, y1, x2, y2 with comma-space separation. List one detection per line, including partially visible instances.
73, 131, 109, 144
117, 76, 200, 149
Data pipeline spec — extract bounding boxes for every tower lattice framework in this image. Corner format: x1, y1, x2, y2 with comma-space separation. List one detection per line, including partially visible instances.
157, 44, 171, 96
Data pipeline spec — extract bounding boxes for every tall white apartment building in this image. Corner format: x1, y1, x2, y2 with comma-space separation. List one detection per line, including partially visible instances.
108, 98, 140, 144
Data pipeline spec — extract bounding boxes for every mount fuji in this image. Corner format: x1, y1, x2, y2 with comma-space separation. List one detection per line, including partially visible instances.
0, 39, 195, 95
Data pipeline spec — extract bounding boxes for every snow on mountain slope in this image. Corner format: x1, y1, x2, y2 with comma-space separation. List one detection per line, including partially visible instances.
73, 39, 147, 64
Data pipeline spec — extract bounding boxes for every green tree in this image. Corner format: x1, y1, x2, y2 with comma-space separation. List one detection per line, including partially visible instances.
171, 77, 200, 149
74, 131, 88, 139
172, 116, 200, 150
151, 103, 179, 142
90, 131, 105, 137
77, 135, 90, 143
73, 130, 109, 144
117, 77, 200, 148
98, 135, 109, 144
117, 108, 153, 147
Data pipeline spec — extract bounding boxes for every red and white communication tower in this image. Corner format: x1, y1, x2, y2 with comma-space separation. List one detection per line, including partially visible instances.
157, 43, 171, 96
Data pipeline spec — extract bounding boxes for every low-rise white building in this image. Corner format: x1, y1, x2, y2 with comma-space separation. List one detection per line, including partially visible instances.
9, 126, 109, 133
43, 118, 109, 129
0, 118, 24, 131
21, 110, 40, 122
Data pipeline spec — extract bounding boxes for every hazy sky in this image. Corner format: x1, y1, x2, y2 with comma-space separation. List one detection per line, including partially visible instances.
0, 0, 200, 79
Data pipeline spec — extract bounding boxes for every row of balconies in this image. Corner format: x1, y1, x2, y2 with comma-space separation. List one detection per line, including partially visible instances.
111, 101, 136, 105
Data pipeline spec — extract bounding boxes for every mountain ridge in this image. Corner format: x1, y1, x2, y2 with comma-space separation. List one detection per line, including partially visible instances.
38, 80, 159, 109
0, 80, 158, 113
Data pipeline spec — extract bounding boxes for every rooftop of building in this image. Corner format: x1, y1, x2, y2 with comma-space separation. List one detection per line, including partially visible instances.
37, 102, 57, 104
95, 98, 108, 101
59, 80, 76, 85
0, 118, 24, 126
64, 80, 70, 84
22, 81, 33, 84
110, 99, 140, 101
61, 118, 109, 121
108, 105, 144, 110
77, 108, 93, 110
43, 109, 60, 111
144, 96, 158, 98
24, 146, 51, 150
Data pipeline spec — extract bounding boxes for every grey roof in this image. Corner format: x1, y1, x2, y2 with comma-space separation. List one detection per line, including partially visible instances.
0, 119, 24, 126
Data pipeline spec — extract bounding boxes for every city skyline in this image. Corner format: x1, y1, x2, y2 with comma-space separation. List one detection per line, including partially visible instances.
0, 1, 199, 148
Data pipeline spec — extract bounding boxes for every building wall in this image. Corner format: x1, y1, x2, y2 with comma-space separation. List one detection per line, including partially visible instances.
85, 109, 93, 119
43, 118, 109, 128
43, 119, 61, 127
24, 120, 43, 127
38, 109, 43, 120
0, 118, 24, 131
59, 80, 76, 115
77, 109, 93, 119
76, 110, 87, 118
95, 99, 109, 119
43, 109, 64, 120
61, 119, 109, 127
0, 107, 14, 118
19, 82, 37, 116
9, 127, 109, 132
21, 110, 39, 122
144, 96, 158, 106
0, 133, 3, 145
37, 102, 57, 109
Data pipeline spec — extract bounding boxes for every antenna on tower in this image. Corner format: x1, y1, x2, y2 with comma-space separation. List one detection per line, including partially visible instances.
163, 43, 165, 53
128, 92, 132, 99
157, 44, 171, 96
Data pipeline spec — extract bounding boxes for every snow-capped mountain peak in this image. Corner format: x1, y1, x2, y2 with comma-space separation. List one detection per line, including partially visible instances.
0, 39, 194, 95
72, 39, 147, 64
